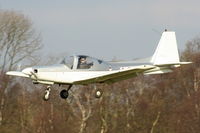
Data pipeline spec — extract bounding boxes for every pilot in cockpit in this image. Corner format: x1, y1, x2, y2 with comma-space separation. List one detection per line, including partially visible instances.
78, 57, 93, 69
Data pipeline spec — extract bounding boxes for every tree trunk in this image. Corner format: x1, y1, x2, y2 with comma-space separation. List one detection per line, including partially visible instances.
150, 112, 161, 133
0, 97, 4, 126
79, 120, 86, 133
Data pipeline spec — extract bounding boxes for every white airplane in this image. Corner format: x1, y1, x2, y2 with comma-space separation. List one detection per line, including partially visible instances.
6, 30, 191, 101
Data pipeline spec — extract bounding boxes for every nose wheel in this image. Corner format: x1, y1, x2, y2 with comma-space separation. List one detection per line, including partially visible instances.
43, 86, 51, 101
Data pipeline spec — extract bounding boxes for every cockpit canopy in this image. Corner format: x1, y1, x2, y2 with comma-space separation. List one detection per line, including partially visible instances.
61, 56, 74, 69
61, 55, 110, 71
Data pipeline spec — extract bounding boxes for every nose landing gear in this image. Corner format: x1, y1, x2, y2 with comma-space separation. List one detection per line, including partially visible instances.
43, 86, 51, 101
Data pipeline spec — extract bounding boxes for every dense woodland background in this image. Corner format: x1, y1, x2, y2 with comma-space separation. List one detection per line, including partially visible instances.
0, 10, 200, 133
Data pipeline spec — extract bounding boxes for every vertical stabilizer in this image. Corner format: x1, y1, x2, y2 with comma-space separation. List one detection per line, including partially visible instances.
151, 31, 180, 65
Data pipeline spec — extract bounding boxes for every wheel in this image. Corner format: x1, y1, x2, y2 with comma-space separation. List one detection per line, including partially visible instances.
95, 89, 103, 98
60, 89, 69, 99
43, 89, 50, 101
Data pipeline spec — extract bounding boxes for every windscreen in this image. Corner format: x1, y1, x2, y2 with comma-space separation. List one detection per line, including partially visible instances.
61, 56, 74, 69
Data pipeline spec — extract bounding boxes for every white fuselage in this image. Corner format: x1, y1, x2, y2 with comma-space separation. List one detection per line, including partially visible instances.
32, 71, 115, 84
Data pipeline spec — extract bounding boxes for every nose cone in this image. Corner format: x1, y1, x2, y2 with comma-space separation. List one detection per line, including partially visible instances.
22, 67, 33, 75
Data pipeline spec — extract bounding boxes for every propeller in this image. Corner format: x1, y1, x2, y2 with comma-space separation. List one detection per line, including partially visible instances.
16, 63, 21, 71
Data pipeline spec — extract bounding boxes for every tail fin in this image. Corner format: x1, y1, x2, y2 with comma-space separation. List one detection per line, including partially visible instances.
151, 31, 180, 65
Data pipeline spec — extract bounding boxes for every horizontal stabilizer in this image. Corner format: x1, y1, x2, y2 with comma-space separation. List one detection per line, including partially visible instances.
144, 67, 173, 75
179, 62, 192, 65
6, 71, 29, 78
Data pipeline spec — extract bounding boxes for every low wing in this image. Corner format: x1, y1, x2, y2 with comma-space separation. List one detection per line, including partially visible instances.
74, 65, 155, 84
6, 71, 29, 78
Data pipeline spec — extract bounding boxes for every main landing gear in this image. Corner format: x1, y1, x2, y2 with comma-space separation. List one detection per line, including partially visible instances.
60, 85, 72, 99
59, 85, 103, 99
94, 85, 103, 98
43, 84, 103, 101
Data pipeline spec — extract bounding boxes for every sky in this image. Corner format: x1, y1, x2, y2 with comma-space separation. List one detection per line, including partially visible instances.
1, 0, 200, 60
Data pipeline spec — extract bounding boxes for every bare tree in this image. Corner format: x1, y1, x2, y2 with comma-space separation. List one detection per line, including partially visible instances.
70, 86, 93, 133
0, 10, 42, 126
0, 10, 42, 72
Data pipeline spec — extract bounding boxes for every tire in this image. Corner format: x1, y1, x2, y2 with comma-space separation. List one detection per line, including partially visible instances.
60, 89, 69, 99
95, 89, 103, 98
43, 91, 50, 101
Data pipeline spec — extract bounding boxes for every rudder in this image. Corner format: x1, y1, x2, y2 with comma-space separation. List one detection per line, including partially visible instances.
151, 31, 180, 65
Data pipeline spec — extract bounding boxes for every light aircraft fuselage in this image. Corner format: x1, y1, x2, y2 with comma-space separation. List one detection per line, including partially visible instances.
6, 31, 192, 100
